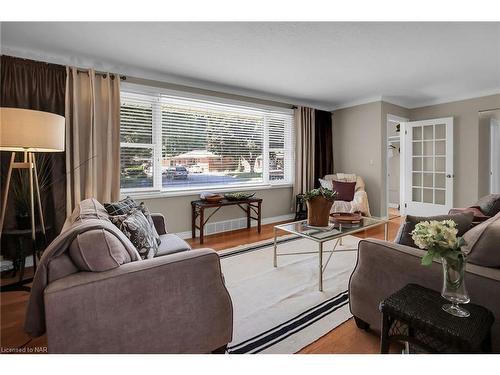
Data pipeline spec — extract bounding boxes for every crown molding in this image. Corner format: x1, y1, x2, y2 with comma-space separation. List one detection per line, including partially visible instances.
329, 88, 500, 112
329, 96, 411, 111
405, 88, 500, 109
329, 96, 384, 111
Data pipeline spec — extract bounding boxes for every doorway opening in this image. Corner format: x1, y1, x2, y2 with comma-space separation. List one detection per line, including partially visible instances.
492, 118, 500, 193
386, 114, 408, 219
478, 109, 500, 196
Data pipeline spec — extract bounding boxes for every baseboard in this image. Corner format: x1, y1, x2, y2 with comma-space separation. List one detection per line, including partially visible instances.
175, 213, 295, 239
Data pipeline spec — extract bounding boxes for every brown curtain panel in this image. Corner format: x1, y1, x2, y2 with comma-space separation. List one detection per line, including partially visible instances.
65, 67, 121, 214
0, 55, 67, 234
313, 109, 334, 187
292, 107, 315, 207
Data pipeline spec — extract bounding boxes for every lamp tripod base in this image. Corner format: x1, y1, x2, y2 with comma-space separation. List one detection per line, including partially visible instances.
0, 151, 47, 274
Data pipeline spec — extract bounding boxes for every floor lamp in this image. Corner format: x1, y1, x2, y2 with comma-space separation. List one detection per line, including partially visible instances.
0, 107, 65, 271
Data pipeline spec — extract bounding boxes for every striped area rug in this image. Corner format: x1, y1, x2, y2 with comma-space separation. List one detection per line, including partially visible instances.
219, 234, 360, 354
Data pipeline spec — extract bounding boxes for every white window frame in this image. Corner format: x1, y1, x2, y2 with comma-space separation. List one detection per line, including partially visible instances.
120, 85, 294, 197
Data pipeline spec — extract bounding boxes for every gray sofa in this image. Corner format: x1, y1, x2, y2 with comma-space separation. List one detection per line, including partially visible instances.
349, 212, 500, 353
37, 199, 233, 353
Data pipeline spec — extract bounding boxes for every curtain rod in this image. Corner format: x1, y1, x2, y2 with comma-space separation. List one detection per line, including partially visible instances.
125, 75, 298, 110
77, 70, 302, 109
76, 68, 126, 81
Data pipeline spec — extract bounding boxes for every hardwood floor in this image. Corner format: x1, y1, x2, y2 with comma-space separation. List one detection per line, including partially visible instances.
388, 207, 401, 220
1, 216, 402, 354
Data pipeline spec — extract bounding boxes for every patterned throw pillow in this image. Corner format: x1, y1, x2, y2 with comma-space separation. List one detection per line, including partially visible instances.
104, 196, 137, 216
319, 178, 333, 190
110, 209, 159, 259
138, 202, 161, 246
104, 197, 161, 246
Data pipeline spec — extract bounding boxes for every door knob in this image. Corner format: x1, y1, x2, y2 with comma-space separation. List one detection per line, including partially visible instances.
446, 174, 453, 178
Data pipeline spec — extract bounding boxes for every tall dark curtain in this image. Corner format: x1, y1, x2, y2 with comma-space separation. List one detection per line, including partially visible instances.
0, 55, 67, 235
313, 109, 334, 188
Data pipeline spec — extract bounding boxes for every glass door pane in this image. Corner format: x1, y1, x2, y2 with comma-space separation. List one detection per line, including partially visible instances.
410, 123, 448, 207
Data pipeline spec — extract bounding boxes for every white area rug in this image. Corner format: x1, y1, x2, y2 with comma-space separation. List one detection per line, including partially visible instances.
220, 234, 360, 354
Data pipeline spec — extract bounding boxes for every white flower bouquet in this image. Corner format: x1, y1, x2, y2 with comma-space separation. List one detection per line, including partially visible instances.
411, 219, 466, 266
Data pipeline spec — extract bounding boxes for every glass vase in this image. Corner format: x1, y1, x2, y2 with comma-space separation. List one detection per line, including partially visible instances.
441, 255, 470, 317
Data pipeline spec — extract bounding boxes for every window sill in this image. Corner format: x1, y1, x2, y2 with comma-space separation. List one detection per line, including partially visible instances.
122, 183, 293, 200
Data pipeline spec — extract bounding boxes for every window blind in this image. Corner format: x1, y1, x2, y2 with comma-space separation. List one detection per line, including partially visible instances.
120, 88, 294, 192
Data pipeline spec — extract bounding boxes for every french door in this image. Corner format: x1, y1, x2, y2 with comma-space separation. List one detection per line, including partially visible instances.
400, 117, 453, 216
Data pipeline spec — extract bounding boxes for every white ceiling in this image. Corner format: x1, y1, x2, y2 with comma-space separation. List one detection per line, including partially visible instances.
1, 22, 499, 110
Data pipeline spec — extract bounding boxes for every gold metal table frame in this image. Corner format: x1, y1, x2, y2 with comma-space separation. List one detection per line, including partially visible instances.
273, 218, 388, 291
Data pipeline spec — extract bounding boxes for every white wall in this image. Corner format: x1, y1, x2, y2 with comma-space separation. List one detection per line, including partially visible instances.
478, 109, 500, 196
332, 102, 383, 216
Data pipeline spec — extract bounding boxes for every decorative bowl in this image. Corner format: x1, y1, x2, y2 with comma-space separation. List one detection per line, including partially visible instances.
224, 192, 255, 201
204, 194, 224, 203
329, 212, 363, 224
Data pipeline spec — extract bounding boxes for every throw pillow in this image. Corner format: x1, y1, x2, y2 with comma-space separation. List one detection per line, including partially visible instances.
395, 212, 474, 249
104, 196, 137, 216
474, 194, 500, 217
331, 180, 356, 202
448, 207, 490, 223
319, 178, 333, 190
462, 212, 500, 267
110, 209, 159, 259
138, 202, 161, 246
104, 197, 161, 245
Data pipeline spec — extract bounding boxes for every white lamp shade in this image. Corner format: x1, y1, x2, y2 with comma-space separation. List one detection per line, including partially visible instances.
0, 107, 65, 152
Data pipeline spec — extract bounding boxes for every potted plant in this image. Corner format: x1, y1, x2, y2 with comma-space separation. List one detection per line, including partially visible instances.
11, 154, 51, 229
303, 187, 338, 227
411, 220, 469, 317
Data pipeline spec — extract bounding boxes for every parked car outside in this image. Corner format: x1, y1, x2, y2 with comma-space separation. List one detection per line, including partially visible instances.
164, 165, 189, 179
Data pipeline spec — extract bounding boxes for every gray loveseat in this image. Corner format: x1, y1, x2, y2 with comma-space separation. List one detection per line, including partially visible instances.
349, 211, 500, 353
30, 198, 233, 353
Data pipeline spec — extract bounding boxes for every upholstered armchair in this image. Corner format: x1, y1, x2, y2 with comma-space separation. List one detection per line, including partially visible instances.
321, 173, 371, 216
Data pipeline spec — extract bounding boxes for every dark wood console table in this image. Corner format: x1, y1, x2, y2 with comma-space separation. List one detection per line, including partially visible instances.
191, 198, 262, 244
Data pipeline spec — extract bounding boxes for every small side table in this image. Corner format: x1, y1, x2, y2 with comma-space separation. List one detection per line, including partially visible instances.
294, 194, 307, 221
379, 284, 494, 353
1, 226, 49, 293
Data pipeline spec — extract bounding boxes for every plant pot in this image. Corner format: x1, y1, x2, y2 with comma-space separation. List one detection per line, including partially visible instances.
16, 213, 30, 230
306, 196, 334, 227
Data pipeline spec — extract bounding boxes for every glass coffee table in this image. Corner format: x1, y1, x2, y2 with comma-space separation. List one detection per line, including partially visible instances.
273, 217, 388, 291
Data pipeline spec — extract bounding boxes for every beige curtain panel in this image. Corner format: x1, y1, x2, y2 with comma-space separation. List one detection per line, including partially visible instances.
65, 67, 121, 216
292, 106, 315, 207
